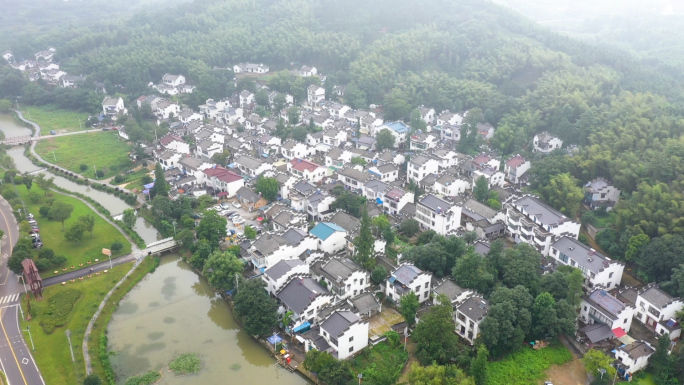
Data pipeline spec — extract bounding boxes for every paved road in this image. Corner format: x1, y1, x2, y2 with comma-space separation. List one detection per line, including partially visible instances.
0, 198, 45, 385
42, 253, 138, 287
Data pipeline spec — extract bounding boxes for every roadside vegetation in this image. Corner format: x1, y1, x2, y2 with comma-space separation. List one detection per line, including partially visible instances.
35, 132, 133, 179
19, 264, 130, 385
12, 184, 131, 278
19, 105, 90, 135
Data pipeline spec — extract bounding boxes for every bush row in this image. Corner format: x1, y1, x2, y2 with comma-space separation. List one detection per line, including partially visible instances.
39, 288, 82, 334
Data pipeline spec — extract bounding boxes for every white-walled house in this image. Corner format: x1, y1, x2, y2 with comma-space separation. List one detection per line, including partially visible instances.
382, 187, 414, 216
505, 195, 581, 256
434, 173, 470, 197
407, 155, 440, 184
472, 167, 505, 188
312, 258, 369, 299
533, 132, 563, 153
248, 229, 318, 271
584, 178, 621, 211
102, 97, 127, 117
432, 279, 474, 307
288, 158, 326, 183
635, 284, 684, 340
319, 310, 369, 359
386, 264, 432, 304
162, 73, 186, 87
281, 140, 316, 160
233, 63, 269, 74
159, 134, 190, 154
338, 167, 371, 191
262, 259, 309, 296
580, 289, 635, 332
202, 166, 245, 198
415, 194, 462, 235
233, 154, 273, 177
456, 296, 489, 345
615, 341, 655, 379
550, 237, 624, 290
307, 85, 325, 104
310, 222, 347, 254
504, 155, 531, 184
277, 276, 333, 327
368, 163, 399, 183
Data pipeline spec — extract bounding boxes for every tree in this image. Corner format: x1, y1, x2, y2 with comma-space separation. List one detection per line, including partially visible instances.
376, 129, 396, 152
581, 349, 616, 379
175, 228, 195, 250
110, 241, 123, 252
122, 209, 136, 229
274, 118, 288, 140
7, 252, 27, 275
480, 285, 534, 358
330, 191, 365, 217
149, 163, 168, 198
637, 234, 684, 283
625, 234, 649, 262
49, 201, 74, 230
244, 225, 257, 240
189, 239, 213, 269
400, 219, 420, 237
471, 345, 489, 385
531, 292, 558, 339
272, 93, 287, 113
452, 250, 495, 294
195, 210, 227, 249
287, 106, 300, 125
83, 374, 102, 385
473, 176, 489, 202
382, 227, 395, 245
35, 174, 55, 196
353, 207, 375, 270
23, 174, 33, 191
203, 250, 244, 292
400, 292, 419, 327
500, 243, 541, 293
371, 265, 387, 285
233, 279, 278, 336
416, 230, 437, 245
413, 296, 464, 365
255, 176, 279, 202
65, 222, 86, 242
303, 350, 352, 385
541, 173, 583, 218
78, 214, 95, 238
292, 125, 308, 142
210, 151, 230, 166
410, 108, 427, 132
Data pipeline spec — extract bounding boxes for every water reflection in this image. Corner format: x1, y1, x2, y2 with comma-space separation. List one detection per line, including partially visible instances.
107, 254, 309, 385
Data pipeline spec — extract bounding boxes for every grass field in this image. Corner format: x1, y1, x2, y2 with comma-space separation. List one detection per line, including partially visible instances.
15, 185, 132, 278
635, 374, 656, 385
115, 167, 152, 193
488, 343, 573, 385
19, 263, 130, 385
35, 131, 133, 179
19, 105, 90, 135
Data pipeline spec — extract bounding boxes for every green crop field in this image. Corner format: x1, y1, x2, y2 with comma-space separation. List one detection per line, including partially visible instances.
20, 105, 90, 135
15, 185, 131, 278
35, 132, 133, 179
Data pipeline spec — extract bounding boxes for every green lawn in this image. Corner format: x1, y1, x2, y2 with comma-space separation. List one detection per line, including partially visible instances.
634, 374, 656, 385
35, 131, 133, 179
488, 343, 573, 385
19, 105, 90, 135
19, 263, 131, 385
115, 167, 152, 193
350, 333, 408, 385
15, 185, 132, 278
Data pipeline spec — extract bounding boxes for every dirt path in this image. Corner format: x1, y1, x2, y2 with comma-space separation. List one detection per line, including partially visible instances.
545, 358, 588, 385
398, 337, 417, 383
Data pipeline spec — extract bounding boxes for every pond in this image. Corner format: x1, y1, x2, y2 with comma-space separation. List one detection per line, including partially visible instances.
107, 254, 309, 385
0, 114, 161, 244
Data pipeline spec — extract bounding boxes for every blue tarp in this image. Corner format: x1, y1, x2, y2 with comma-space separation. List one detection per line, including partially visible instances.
376, 198, 383, 205
267, 334, 283, 344
293, 322, 311, 333
143, 182, 155, 189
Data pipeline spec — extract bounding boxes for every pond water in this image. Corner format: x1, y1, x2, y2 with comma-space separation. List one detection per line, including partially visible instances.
0, 114, 160, 243
107, 254, 309, 385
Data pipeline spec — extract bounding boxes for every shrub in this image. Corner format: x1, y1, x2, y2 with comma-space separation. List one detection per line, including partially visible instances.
114, 175, 124, 184
80, 164, 88, 171
39, 206, 51, 217
39, 289, 82, 334
111, 241, 123, 252
52, 255, 67, 266
168, 353, 201, 375
141, 175, 153, 184
38, 248, 55, 260
96, 170, 104, 178
35, 258, 52, 271
124, 371, 161, 385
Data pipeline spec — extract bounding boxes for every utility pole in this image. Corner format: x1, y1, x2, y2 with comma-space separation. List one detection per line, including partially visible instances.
78, 118, 82, 130
66, 329, 75, 362
235, 273, 239, 291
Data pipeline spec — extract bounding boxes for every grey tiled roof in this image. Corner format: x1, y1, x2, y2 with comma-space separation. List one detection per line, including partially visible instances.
433, 279, 469, 302
514, 195, 567, 227
551, 237, 614, 274
277, 277, 329, 314
320, 258, 360, 282
350, 292, 381, 315
457, 297, 489, 321
321, 310, 360, 338
340, 167, 371, 182
419, 194, 451, 212
393, 265, 422, 286
328, 211, 360, 233
252, 233, 287, 255
235, 154, 263, 170
265, 259, 305, 281
639, 286, 675, 309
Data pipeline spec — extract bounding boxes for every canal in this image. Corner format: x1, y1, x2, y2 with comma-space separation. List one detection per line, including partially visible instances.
0, 113, 161, 244
107, 254, 309, 385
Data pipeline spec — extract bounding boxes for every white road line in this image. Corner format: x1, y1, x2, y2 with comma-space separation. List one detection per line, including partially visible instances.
11, 294, 18, 302
0, 356, 10, 385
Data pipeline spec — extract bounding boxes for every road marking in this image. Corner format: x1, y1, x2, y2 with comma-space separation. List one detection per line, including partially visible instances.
0, 307, 28, 385
0, 205, 13, 286
0, 357, 9, 385
20, 358, 27, 365
2, 235, 6, 238
0, 294, 19, 304
3, 254, 6, 259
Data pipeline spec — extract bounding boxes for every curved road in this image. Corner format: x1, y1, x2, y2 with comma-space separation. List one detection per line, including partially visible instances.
0, 198, 45, 385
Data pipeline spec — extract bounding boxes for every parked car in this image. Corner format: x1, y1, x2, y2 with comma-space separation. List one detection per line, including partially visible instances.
28, 220, 37, 225
228, 212, 240, 219
102, 127, 111, 131
26, 213, 34, 219
232, 216, 245, 225
29, 228, 39, 233
232, 201, 242, 209
220, 203, 230, 209
223, 211, 236, 218
50, 130, 56, 135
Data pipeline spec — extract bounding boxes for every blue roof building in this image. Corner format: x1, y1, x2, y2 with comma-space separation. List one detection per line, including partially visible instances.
310, 222, 346, 241
384, 122, 409, 133
310, 222, 348, 254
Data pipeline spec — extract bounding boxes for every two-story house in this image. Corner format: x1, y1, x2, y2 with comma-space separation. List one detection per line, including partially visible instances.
310, 222, 347, 254
550, 237, 625, 290
233, 154, 273, 177
271, 210, 308, 232
503, 155, 531, 184
288, 159, 326, 183
505, 195, 581, 256
312, 257, 369, 299
307, 85, 325, 104
102, 96, 127, 117
318, 310, 369, 359
533, 132, 563, 153
323, 128, 347, 147
363, 180, 389, 202
159, 134, 190, 154
277, 276, 333, 327
580, 289, 635, 332
615, 341, 655, 379
178, 156, 213, 182
233, 63, 269, 74
407, 155, 439, 184
262, 259, 309, 296
385, 264, 432, 304
635, 284, 683, 340
382, 187, 414, 216
455, 296, 489, 345
434, 173, 470, 197
338, 167, 371, 191
432, 279, 474, 307
281, 140, 315, 160
202, 166, 245, 198
307, 192, 336, 222
248, 229, 318, 271
376, 122, 410, 146
415, 194, 462, 235
368, 163, 399, 183
584, 178, 621, 211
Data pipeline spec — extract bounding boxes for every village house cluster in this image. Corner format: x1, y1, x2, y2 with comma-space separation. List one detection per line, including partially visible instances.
7, 53, 679, 377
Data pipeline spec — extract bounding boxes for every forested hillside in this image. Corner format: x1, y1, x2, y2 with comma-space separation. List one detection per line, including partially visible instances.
3, 0, 684, 289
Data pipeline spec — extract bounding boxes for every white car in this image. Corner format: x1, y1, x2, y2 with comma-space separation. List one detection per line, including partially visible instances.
220, 203, 230, 209
232, 216, 245, 225
218, 209, 231, 216
232, 201, 242, 209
